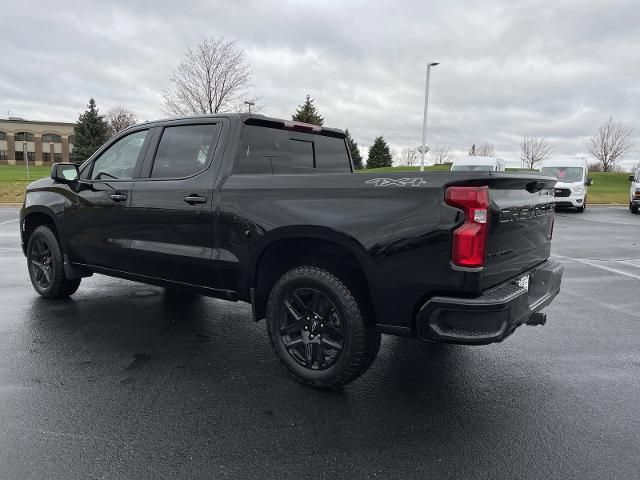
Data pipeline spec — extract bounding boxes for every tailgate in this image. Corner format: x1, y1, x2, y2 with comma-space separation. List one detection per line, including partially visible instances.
482, 176, 556, 289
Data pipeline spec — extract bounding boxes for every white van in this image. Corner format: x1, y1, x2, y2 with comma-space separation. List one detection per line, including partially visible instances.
450, 156, 506, 172
629, 169, 640, 214
540, 158, 592, 213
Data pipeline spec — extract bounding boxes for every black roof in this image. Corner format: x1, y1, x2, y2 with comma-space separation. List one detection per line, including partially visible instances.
134, 113, 345, 138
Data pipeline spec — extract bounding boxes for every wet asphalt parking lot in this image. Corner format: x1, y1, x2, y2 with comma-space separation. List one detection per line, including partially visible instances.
0, 205, 639, 479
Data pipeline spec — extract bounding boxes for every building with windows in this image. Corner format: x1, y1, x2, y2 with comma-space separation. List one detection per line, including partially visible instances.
0, 118, 74, 165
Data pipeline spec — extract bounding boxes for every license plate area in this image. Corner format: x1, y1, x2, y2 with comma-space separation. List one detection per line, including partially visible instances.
515, 274, 530, 292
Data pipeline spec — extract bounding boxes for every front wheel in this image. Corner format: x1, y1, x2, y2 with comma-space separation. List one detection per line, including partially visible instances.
266, 265, 380, 389
27, 225, 81, 299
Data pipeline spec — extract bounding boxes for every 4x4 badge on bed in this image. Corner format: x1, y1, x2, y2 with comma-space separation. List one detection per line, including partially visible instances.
366, 178, 427, 187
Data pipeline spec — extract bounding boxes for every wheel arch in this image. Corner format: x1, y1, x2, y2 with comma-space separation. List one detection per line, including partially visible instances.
247, 227, 378, 323
21, 206, 62, 256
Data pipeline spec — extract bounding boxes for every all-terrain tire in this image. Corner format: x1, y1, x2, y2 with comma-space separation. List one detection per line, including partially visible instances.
27, 225, 81, 299
266, 265, 380, 389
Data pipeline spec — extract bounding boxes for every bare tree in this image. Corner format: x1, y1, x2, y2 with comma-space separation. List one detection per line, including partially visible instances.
469, 142, 495, 156
587, 117, 634, 172
106, 106, 137, 136
162, 37, 256, 116
397, 148, 419, 167
430, 145, 450, 164
520, 137, 552, 169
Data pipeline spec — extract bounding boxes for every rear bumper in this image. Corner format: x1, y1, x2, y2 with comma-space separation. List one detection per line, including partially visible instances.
416, 260, 563, 345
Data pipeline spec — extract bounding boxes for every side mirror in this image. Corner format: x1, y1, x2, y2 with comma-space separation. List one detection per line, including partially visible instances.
630, 175, 635, 182
51, 163, 79, 183
585, 177, 593, 186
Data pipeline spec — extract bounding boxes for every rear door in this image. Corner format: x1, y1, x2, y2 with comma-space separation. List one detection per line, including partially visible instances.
482, 176, 557, 289
127, 119, 225, 287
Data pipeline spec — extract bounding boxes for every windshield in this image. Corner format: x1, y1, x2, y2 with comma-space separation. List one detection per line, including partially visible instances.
541, 167, 584, 183
451, 165, 495, 172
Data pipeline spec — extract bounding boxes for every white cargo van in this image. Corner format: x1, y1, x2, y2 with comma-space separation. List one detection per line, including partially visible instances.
540, 158, 592, 213
629, 169, 640, 214
450, 156, 506, 172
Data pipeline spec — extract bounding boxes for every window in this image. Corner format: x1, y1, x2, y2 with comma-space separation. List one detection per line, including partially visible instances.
90, 129, 148, 181
42, 152, 51, 162
314, 135, 350, 172
68, 135, 75, 145
15, 132, 34, 142
289, 139, 314, 170
42, 133, 62, 143
234, 126, 351, 174
541, 167, 584, 183
54, 153, 62, 163
0, 151, 7, 161
150, 124, 220, 179
0, 131, 6, 141
15, 151, 35, 162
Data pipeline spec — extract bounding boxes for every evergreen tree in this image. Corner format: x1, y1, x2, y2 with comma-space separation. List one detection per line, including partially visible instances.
345, 129, 363, 169
366, 136, 393, 169
292, 95, 324, 126
70, 99, 110, 164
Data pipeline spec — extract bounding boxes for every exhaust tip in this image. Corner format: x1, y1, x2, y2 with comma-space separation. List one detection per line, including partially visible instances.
526, 312, 547, 326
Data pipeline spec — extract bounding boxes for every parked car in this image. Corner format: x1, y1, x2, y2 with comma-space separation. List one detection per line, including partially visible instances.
451, 155, 506, 172
630, 169, 640, 214
540, 157, 592, 212
20, 114, 564, 389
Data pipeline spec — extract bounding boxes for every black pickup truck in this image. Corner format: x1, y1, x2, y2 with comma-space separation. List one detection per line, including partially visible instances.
20, 114, 563, 388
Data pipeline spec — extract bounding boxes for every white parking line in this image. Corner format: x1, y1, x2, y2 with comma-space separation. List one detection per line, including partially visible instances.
0, 218, 18, 226
555, 255, 640, 281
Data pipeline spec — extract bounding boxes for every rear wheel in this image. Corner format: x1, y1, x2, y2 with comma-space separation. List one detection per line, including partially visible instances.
27, 225, 81, 298
631, 202, 639, 214
266, 265, 380, 389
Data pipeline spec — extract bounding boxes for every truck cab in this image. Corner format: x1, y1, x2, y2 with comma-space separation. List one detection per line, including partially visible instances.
540, 158, 592, 213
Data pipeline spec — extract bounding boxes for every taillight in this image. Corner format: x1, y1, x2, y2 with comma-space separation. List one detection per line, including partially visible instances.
445, 186, 490, 268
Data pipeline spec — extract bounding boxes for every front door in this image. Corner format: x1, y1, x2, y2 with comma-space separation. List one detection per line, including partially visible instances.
63, 128, 151, 271
127, 121, 223, 287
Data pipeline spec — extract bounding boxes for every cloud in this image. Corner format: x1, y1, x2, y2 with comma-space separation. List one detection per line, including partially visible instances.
1, 0, 638, 167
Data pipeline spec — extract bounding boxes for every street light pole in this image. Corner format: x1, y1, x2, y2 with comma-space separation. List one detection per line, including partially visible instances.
244, 100, 255, 114
23, 141, 30, 181
420, 62, 439, 172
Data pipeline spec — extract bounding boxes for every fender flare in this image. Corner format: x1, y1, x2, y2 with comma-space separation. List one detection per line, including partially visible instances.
246, 225, 379, 296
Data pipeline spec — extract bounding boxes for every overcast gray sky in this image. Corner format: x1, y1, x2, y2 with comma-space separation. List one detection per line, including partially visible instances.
2, 0, 639, 167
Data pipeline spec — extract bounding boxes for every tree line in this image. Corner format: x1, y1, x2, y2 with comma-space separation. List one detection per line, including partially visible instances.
70, 35, 634, 172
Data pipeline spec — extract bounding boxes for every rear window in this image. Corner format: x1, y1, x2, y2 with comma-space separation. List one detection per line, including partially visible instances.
234, 126, 350, 174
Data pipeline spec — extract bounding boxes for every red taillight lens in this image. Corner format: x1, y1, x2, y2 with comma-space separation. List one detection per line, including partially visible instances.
445, 186, 490, 268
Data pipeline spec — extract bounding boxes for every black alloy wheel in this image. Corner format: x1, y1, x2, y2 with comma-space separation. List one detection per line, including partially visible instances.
29, 237, 54, 290
279, 287, 344, 370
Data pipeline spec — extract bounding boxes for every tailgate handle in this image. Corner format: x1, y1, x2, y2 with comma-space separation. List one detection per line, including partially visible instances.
184, 195, 207, 205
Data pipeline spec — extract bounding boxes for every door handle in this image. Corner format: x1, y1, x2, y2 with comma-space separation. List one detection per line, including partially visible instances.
110, 193, 128, 202
184, 195, 207, 205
